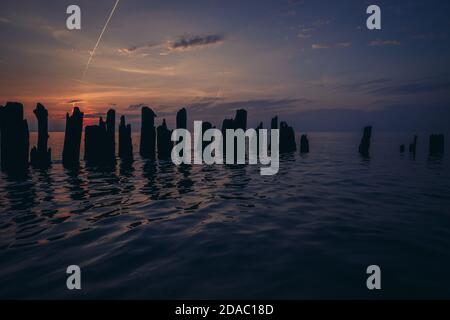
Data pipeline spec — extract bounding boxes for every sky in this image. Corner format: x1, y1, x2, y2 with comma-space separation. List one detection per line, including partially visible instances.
0, 0, 449, 131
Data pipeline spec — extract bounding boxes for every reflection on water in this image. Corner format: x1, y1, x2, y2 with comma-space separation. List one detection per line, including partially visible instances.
0, 132, 450, 299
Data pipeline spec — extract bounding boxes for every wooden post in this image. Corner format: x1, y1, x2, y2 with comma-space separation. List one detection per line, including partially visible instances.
0, 102, 29, 173
140, 107, 157, 159
62, 107, 84, 168
119, 115, 133, 161
30, 103, 51, 168
358, 126, 372, 157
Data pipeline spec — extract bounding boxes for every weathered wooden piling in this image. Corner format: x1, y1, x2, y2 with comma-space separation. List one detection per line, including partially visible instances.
221, 110, 248, 158
176, 108, 187, 129
409, 135, 418, 154
84, 123, 103, 164
279, 121, 297, 153
106, 109, 116, 160
358, 126, 372, 157
271, 116, 278, 130
221, 118, 234, 157
255, 122, 263, 155
300, 134, 309, 153
140, 107, 157, 159
429, 134, 444, 156
84, 114, 116, 165
201, 121, 213, 151
62, 107, 84, 168
30, 103, 51, 168
256, 122, 263, 131
119, 115, 133, 161
0, 102, 30, 172
221, 118, 235, 132
234, 109, 247, 130
157, 119, 172, 160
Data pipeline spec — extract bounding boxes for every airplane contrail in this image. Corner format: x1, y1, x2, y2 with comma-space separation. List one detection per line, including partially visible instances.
82, 0, 121, 79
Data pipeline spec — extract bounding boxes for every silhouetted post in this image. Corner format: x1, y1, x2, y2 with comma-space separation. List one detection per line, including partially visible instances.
84, 124, 101, 163
409, 135, 417, 154
429, 134, 444, 156
271, 116, 278, 130
30, 103, 51, 168
119, 115, 133, 161
234, 109, 247, 130
300, 134, 309, 153
140, 107, 157, 159
256, 122, 263, 154
177, 108, 187, 129
221, 118, 234, 158
0, 102, 29, 172
358, 126, 372, 157
221, 110, 248, 159
84, 116, 116, 165
279, 121, 297, 153
62, 107, 84, 168
201, 121, 213, 151
256, 122, 263, 131
157, 119, 172, 160
400, 144, 405, 153
106, 109, 116, 160
269, 116, 279, 151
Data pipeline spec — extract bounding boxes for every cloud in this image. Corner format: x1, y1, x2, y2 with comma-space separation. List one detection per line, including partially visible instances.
339, 78, 392, 92
288, 0, 304, 6
369, 76, 450, 95
369, 39, 401, 46
67, 99, 83, 104
0, 17, 11, 24
297, 19, 330, 39
118, 33, 225, 56
312, 42, 351, 49
297, 29, 312, 39
411, 33, 447, 40
84, 112, 106, 119
290, 104, 450, 132
127, 103, 148, 111
116, 67, 176, 76
188, 98, 312, 114
340, 75, 450, 96
312, 19, 330, 27
170, 34, 225, 51
118, 43, 162, 55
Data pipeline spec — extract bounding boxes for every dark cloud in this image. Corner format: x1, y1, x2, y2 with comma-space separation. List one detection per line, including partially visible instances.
171, 34, 225, 51
84, 112, 105, 119
119, 34, 225, 56
291, 104, 450, 132
339, 75, 450, 96
339, 78, 392, 91
369, 76, 450, 95
67, 99, 83, 104
188, 98, 309, 112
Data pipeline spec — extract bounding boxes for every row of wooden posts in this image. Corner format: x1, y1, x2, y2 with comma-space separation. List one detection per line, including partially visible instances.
0, 102, 307, 173
357, 125, 445, 158
0, 102, 444, 174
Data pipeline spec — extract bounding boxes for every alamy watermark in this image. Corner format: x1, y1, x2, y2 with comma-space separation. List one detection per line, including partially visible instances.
171, 121, 279, 176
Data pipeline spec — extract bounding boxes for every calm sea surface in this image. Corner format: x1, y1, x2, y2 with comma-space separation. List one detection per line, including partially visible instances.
0, 132, 449, 299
